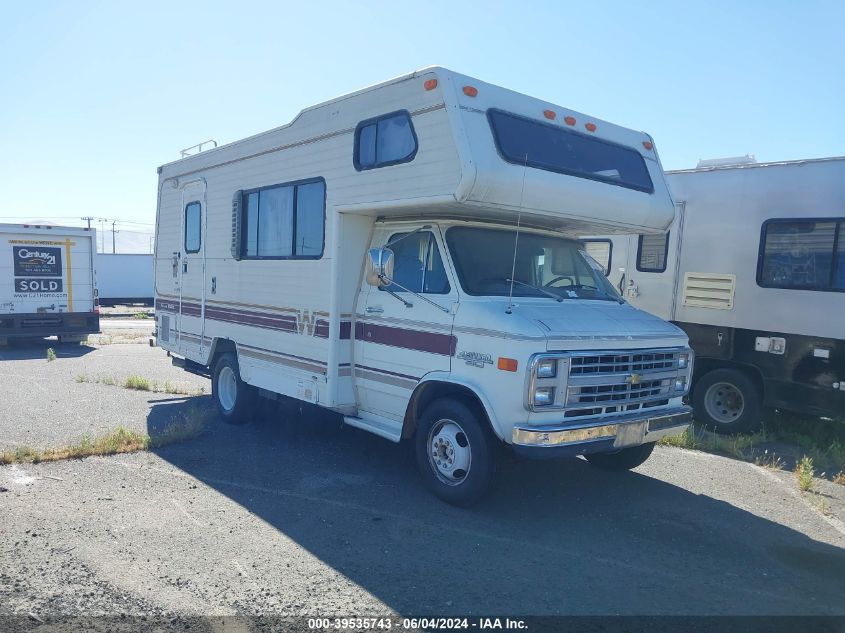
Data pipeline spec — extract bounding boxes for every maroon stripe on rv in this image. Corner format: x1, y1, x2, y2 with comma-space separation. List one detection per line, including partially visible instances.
355, 322, 456, 356
314, 320, 352, 340
155, 299, 179, 313
354, 364, 420, 381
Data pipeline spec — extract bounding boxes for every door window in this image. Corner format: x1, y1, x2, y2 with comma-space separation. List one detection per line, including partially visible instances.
184, 202, 202, 253
381, 231, 450, 294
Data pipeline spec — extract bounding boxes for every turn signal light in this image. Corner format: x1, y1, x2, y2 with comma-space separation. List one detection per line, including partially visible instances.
424, 79, 438, 91
498, 357, 518, 372
564, 116, 576, 126
643, 140, 653, 150
543, 109, 556, 120
585, 122, 597, 132
463, 85, 478, 97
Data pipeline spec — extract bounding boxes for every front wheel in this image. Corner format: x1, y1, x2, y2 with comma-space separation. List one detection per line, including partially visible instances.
212, 352, 257, 425
585, 442, 655, 471
414, 398, 498, 507
692, 368, 762, 434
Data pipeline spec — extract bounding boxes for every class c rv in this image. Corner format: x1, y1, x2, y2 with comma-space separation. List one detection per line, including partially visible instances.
583, 156, 845, 434
1, 224, 99, 345
154, 68, 694, 505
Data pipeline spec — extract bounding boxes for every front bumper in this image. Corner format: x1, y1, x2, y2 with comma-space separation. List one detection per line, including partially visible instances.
511, 406, 692, 459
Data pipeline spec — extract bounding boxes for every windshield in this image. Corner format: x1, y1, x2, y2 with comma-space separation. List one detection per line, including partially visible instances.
445, 226, 622, 302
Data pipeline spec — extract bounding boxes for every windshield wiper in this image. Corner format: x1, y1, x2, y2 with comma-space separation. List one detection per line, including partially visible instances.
505, 278, 563, 302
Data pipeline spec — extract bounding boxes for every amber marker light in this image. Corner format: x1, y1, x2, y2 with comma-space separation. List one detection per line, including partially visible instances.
564, 116, 576, 126
498, 357, 518, 372
643, 140, 654, 150
585, 122, 597, 132
543, 109, 556, 120
424, 79, 438, 91
463, 85, 478, 97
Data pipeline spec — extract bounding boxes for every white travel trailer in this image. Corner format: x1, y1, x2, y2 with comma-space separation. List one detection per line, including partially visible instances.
155, 68, 694, 505
96, 254, 154, 305
583, 157, 845, 433
1, 223, 99, 344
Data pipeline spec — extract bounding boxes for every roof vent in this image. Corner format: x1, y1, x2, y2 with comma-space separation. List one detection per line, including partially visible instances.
696, 155, 756, 168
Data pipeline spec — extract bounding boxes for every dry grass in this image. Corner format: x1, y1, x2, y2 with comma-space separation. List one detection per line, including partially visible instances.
834, 471, 845, 486
76, 373, 204, 396
0, 405, 212, 466
795, 456, 816, 493
87, 332, 150, 346
658, 425, 762, 460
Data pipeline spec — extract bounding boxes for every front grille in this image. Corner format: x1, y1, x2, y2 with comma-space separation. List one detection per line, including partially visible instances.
563, 349, 684, 417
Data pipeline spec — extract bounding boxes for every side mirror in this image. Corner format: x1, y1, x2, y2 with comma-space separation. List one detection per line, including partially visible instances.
365, 248, 395, 287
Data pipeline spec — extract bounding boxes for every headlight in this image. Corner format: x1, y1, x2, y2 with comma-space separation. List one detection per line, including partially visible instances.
534, 387, 555, 406
536, 358, 557, 378
678, 353, 689, 369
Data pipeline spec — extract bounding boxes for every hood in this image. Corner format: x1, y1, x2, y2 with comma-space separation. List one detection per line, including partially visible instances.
456, 298, 687, 350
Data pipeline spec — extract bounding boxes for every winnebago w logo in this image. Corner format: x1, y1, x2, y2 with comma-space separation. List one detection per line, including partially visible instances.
296, 310, 318, 336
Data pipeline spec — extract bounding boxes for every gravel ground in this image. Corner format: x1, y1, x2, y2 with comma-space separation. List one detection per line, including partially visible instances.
1, 337, 844, 628
0, 330, 208, 450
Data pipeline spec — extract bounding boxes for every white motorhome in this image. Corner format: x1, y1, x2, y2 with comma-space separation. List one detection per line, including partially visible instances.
583, 157, 845, 433
154, 68, 694, 505
1, 224, 99, 344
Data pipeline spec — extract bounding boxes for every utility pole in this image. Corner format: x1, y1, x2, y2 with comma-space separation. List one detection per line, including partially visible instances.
111, 220, 117, 253
80, 216, 94, 229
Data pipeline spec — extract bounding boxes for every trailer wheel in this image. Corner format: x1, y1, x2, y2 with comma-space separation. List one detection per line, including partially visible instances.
585, 442, 656, 471
212, 352, 257, 425
414, 398, 498, 507
692, 368, 762, 434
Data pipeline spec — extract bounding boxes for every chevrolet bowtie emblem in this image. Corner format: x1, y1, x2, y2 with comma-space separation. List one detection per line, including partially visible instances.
626, 373, 642, 385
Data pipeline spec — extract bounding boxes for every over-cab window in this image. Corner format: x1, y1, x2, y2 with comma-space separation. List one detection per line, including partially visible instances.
636, 233, 669, 273
381, 231, 450, 294
354, 111, 417, 171
241, 178, 325, 259
487, 109, 654, 193
184, 202, 201, 253
758, 218, 845, 292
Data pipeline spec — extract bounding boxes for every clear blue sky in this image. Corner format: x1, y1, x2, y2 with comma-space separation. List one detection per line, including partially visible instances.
1, 0, 842, 232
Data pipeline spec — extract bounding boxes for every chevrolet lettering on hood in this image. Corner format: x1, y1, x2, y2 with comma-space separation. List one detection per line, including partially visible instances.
457, 351, 493, 368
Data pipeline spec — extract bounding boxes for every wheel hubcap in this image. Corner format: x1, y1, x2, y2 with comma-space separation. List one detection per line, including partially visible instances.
703, 381, 745, 424
217, 366, 237, 412
427, 419, 471, 486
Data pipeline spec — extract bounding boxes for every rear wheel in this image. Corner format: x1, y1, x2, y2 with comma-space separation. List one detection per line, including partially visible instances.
212, 352, 257, 425
585, 442, 655, 471
414, 398, 498, 507
693, 368, 762, 434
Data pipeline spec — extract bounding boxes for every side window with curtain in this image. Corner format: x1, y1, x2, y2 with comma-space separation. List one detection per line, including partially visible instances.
241, 178, 326, 259
184, 202, 201, 253
355, 111, 418, 170
758, 219, 844, 291
636, 232, 669, 273
381, 231, 450, 294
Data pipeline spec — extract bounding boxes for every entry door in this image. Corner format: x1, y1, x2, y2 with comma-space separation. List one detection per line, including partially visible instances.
178, 184, 206, 360
622, 203, 685, 320
355, 226, 457, 421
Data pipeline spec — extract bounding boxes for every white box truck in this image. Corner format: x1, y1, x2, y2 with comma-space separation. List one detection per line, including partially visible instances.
96, 254, 154, 305
0, 224, 99, 344
154, 68, 694, 505
583, 156, 845, 433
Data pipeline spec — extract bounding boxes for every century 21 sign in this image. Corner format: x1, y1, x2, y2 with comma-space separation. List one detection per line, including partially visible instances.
13, 246, 64, 293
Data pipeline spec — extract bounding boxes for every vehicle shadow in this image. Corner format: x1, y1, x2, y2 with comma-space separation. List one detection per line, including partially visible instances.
146, 398, 845, 616
0, 337, 96, 361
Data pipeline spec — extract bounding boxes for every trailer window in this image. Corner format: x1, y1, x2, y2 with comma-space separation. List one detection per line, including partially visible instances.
184, 202, 201, 253
580, 239, 612, 275
487, 109, 654, 193
354, 111, 417, 171
241, 178, 326, 259
758, 219, 844, 292
380, 231, 450, 294
636, 233, 669, 273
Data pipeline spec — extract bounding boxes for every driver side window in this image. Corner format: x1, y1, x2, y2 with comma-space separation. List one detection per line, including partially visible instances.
381, 231, 450, 294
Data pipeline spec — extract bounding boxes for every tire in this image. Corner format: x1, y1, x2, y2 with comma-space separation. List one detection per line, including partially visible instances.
414, 398, 498, 507
692, 368, 762, 434
585, 442, 655, 471
212, 352, 257, 425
